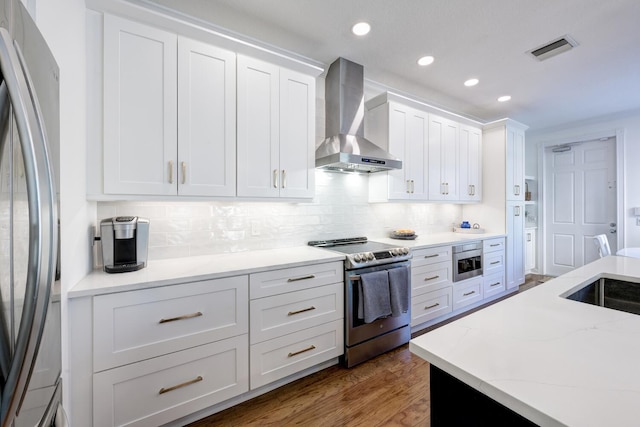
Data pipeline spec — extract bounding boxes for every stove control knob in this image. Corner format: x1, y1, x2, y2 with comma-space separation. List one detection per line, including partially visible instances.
391, 249, 399, 256
353, 254, 362, 262
367, 252, 375, 261
402, 248, 409, 255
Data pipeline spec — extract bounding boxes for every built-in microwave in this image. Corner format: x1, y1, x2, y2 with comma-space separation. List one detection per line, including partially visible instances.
453, 242, 483, 282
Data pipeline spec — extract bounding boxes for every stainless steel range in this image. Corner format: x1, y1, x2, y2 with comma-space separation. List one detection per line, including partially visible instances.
308, 237, 412, 367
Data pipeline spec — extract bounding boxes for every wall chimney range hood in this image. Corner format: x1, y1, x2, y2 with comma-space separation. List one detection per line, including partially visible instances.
315, 57, 402, 173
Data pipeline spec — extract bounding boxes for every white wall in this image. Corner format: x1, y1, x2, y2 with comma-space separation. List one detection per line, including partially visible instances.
33, 0, 96, 415
97, 171, 463, 263
528, 108, 640, 251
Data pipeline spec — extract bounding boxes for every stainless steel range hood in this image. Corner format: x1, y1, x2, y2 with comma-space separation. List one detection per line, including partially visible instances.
316, 58, 402, 173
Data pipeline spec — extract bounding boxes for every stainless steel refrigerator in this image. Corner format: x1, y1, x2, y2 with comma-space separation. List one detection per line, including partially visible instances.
0, 0, 63, 426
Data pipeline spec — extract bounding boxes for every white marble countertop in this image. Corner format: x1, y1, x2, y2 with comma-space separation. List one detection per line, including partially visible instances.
373, 231, 505, 249
69, 246, 344, 298
410, 255, 640, 427
71, 233, 507, 299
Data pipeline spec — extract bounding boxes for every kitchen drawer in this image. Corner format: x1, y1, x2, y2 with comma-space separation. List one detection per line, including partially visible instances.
411, 286, 452, 326
483, 237, 506, 254
484, 251, 505, 275
452, 277, 483, 311
250, 283, 343, 344
412, 261, 451, 297
411, 245, 452, 268
93, 275, 248, 372
93, 334, 249, 427
483, 272, 506, 298
250, 319, 343, 389
250, 261, 343, 299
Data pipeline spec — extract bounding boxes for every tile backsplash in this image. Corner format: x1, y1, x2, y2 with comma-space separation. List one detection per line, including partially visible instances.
96, 171, 462, 261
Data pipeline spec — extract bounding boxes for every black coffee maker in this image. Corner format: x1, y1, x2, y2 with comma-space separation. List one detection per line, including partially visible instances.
100, 216, 150, 273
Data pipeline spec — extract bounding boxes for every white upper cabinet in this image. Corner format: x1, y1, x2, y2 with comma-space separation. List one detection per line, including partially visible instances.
459, 124, 482, 202
367, 101, 428, 201
103, 15, 177, 195
506, 126, 525, 200
428, 114, 459, 201
237, 55, 315, 199
177, 37, 236, 197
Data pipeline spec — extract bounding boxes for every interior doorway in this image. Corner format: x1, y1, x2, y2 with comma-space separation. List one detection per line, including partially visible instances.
542, 137, 617, 276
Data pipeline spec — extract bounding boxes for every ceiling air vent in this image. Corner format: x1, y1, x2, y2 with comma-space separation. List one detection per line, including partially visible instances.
528, 35, 578, 61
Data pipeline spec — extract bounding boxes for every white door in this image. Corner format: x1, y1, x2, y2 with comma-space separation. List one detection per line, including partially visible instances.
237, 55, 280, 198
177, 37, 236, 197
278, 68, 315, 198
103, 15, 177, 195
544, 139, 617, 276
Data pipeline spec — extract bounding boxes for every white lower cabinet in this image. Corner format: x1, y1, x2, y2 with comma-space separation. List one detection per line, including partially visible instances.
93, 336, 248, 427
452, 277, 483, 311
411, 287, 453, 325
483, 272, 506, 299
249, 262, 344, 389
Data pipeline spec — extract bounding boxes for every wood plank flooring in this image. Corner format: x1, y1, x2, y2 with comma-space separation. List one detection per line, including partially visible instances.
187, 345, 430, 427
187, 275, 546, 427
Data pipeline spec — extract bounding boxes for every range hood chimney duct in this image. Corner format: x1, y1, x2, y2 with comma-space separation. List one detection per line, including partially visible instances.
315, 57, 402, 173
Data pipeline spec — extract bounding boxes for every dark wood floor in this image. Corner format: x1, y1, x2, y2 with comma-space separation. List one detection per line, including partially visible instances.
187, 275, 547, 427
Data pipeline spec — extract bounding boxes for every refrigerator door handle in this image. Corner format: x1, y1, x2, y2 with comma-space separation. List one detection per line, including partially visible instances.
0, 27, 57, 425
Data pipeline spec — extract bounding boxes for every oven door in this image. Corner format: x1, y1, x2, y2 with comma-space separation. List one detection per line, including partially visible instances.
345, 261, 411, 347
453, 249, 483, 282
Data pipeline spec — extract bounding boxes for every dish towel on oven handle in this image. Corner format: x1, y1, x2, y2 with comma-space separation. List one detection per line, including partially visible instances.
388, 265, 410, 317
357, 270, 392, 323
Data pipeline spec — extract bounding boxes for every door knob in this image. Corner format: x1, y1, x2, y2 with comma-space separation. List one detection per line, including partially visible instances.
610, 229, 617, 234
610, 222, 616, 227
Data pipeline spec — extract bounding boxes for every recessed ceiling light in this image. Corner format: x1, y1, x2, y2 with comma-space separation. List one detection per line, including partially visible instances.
498, 95, 512, 102
417, 56, 435, 66
352, 22, 371, 36
464, 78, 479, 87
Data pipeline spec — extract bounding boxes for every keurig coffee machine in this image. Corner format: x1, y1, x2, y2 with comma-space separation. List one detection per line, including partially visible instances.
101, 216, 150, 273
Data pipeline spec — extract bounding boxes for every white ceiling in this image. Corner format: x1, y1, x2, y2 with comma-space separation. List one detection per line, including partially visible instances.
147, 0, 640, 131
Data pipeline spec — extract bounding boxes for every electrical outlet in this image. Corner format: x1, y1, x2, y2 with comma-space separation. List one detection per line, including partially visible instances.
251, 220, 261, 236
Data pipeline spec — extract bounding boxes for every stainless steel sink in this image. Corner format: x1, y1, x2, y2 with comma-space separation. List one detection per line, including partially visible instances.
565, 277, 640, 315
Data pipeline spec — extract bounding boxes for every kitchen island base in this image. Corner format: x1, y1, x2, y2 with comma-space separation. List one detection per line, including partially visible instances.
430, 365, 537, 426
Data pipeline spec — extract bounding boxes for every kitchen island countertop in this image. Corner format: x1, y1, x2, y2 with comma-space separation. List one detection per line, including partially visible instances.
410, 255, 640, 426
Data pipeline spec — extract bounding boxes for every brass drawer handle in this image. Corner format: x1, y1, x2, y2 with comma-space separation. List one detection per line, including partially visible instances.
168, 160, 174, 184
159, 376, 203, 395
181, 161, 187, 184
287, 274, 315, 283
463, 291, 476, 296
159, 311, 203, 324
288, 345, 316, 358
288, 306, 316, 316
424, 275, 440, 281
425, 303, 440, 310
424, 254, 439, 259
490, 282, 501, 287
490, 261, 500, 265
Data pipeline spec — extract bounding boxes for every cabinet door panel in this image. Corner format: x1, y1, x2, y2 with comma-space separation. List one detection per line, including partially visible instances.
387, 105, 411, 199
507, 202, 525, 289
178, 37, 236, 196
428, 115, 459, 200
103, 15, 177, 195
279, 68, 315, 198
237, 55, 280, 197
459, 125, 482, 201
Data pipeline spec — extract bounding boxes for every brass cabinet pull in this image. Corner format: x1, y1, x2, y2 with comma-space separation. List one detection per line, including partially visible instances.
490, 261, 500, 265
288, 345, 316, 358
273, 169, 279, 188
425, 303, 440, 310
159, 376, 203, 395
168, 160, 174, 184
287, 274, 315, 283
490, 282, 501, 287
424, 275, 440, 281
288, 306, 316, 316
282, 169, 286, 188
159, 311, 203, 324
463, 291, 475, 296
181, 161, 187, 184
424, 254, 439, 259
